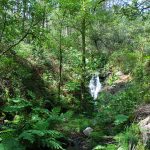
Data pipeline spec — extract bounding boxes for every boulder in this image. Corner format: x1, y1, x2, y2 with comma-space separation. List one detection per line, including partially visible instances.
138, 116, 150, 146
135, 104, 150, 121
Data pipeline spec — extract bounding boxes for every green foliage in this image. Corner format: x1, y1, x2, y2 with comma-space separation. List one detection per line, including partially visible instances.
96, 82, 142, 125
93, 144, 116, 150
114, 114, 129, 126
93, 145, 105, 150
3, 98, 32, 113
136, 141, 145, 150
1, 97, 72, 150
115, 124, 141, 150
0, 129, 25, 150
18, 107, 72, 149
0, 0, 150, 149
65, 81, 80, 92
19, 130, 63, 149
61, 115, 91, 133
109, 50, 139, 74
106, 74, 119, 86
105, 144, 116, 150
90, 130, 105, 145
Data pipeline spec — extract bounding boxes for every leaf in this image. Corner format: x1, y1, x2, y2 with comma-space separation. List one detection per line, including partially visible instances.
48, 140, 64, 150
19, 131, 35, 143
93, 145, 105, 150
11, 98, 23, 103
33, 120, 49, 130
51, 107, 61, 115
46, 130, 63, 138
1, 137, 25, 150
114, 114, 129, 125
0, 144, 4, 150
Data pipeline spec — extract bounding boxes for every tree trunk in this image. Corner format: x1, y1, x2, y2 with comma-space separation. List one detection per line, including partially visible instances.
81, 17, 86, 110
16, 0, 20, 13
42, 6, 46, 28
22, 0, 27, 32
58, 23, 63, 101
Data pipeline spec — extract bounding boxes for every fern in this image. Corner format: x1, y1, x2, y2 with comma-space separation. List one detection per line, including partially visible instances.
3, 98, 32, 113
47, 140, 64, 150
0, 129, 25, 150
32, 119, 49, 130
45, 130, 63, 138
1, 97, 72, 150
42, 138, 64, 150
2, 138, 25, 150
48, 108, 73, 127
115, 124, 140, 149
19, 129, 63, 149
19, 130, 37, 144
19, 130, 63, 140
114, 114, 129, 125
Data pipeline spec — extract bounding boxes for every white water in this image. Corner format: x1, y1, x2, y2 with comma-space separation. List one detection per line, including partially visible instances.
89, 74, 102, 100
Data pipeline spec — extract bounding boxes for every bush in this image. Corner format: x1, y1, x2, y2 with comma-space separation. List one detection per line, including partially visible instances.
1, 98, 73, 150
115, 124, 141, 150
109, 50, 139, 74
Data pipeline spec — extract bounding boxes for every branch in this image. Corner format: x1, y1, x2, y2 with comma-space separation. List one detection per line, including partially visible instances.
0, 21, 40, 56
137, 0, 148, 7
1, 31, 30, 56
93, 0, 106, 12
141, 5, 150, 11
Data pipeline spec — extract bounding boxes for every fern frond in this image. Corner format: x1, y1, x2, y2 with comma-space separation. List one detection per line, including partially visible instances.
18, 131, 35, 143
42, 138, 64, 150
45, 130, 63, 138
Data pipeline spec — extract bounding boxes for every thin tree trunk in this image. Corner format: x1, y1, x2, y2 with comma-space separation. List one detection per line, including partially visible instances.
16, 0, 20, 13
57, 10, 66, 101
42, 6, 46, 28
81, 17, 86, 110
58, 23, 63, 101
0, 11, 6, 42
22, 0, 27, 32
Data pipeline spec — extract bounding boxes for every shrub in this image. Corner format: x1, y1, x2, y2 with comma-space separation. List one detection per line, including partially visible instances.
115, 124, 141, 150
1, 98, 73, 150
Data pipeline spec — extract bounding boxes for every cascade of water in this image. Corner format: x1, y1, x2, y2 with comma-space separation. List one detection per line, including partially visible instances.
89, 74, 102, 100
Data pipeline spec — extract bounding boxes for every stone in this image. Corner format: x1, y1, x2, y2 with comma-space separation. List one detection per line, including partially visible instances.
83, 127, 93, 136
138, 116, 150, 146
115, 71, 123, 76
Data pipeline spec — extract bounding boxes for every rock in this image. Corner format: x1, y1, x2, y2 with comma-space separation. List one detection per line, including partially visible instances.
138, 116, 150, 146
114, 74, 131, 84
67, 132, 90, 150
115, 71, 123, 76
83, 127, 93, 136
135, 104, 150, 121
103, 72, 131, 94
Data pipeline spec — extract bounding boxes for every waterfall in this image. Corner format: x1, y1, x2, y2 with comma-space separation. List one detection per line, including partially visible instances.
89, 74, 102, 100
